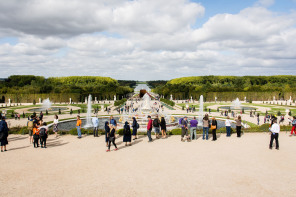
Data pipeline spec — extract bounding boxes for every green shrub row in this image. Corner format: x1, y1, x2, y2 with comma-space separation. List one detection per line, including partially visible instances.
114, 98, 127, 106
160, 98, 175, 107
7, 124, 292, 136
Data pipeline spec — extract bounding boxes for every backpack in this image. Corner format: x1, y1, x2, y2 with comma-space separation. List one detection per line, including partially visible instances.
28, 120, 34, 130
39, 128, 47, 137
179, 118, 184, 126
153, 119, 159, 127
136, 123, 140, 129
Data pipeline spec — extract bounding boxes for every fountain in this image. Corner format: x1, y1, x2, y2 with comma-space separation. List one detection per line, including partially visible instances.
84, 94, 93, 128
42, 98, 52, 110
198, 95, 204, 126
232, 98, 241, 109
140, 93, 152, 113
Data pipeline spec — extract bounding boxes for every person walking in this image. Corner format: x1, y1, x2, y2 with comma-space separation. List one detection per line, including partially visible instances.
92, 115, 99, 137
225, 116, 231, 137
211, 117, 217, 141
153, 115, 160, 139
132, 117, 138, 140
269, 118, 280, 150
110, 115, 117, 137
203, 114, 210, 140
123, 121, 132, 146
106, 125, 118, 152
189, 117, 198, 140
105, 121, 110, 147
147, 116, 153, 142
289, 116, 296, 136
181, 116, 189, 142
160, 117, 167, 139
0, 116, 9, 152
76, 115, 82, 139
53, 115, 59, 138
235, 116, 242, 138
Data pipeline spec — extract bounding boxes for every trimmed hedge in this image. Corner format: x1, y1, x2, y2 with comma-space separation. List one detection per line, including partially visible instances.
114, 98, 127, 106
160, 98, 175, 107
7, 124, 292, 135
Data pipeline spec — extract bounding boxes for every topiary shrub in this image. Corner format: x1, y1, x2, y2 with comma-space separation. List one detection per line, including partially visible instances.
160, 98, 175, 106
117, 128, 133, 135
170, 128, 182, 135
114, 98, 127, 106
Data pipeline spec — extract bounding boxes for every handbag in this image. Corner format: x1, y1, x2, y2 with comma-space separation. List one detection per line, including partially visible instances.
211, 125, 216, 130
109, 137, 115, 141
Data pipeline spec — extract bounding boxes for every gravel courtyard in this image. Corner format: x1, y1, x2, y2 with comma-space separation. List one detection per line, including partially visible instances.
0, 133, 295, 197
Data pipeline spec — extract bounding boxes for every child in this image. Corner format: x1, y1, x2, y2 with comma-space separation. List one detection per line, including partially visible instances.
32, 124, 40, 148
39, 122, 48, 148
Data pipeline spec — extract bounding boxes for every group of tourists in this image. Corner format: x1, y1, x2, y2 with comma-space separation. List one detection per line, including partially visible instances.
27, 114, 49, 148
177, 114, 242, 142
146, 115, 167, 142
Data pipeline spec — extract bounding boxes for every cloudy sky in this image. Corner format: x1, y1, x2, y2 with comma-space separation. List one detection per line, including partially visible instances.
0, 0, 295, 80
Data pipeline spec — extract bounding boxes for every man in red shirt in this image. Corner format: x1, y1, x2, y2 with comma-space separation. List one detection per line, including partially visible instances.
147, 115, 153, 142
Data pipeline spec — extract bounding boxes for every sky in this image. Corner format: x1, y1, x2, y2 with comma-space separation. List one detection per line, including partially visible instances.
0, 0, 295, 80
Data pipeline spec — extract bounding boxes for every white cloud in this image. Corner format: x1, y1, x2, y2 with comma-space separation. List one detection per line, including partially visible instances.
0, 1, 295, 80
0, 0, 204, 37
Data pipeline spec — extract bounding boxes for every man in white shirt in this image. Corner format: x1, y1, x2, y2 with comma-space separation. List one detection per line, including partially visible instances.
92, 116, 99, 137
269, 119, 280, 150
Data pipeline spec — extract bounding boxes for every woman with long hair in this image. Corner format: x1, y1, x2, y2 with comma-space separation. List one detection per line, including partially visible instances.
202, 114, 210, 140
107, 125, 118, 152
160, 117, 167, 138
235, 116, 242, 137
211, 117, 217, 141
53, 114, 59, 138
225, 116, 231, 137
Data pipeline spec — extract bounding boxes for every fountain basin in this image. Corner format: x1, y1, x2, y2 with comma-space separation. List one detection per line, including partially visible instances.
48, 117, 119, 131
219, 106, 256, 111
29, 107, 68, 112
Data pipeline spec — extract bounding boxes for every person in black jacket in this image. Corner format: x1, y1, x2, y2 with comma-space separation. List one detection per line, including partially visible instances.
0, 116, 9, 152
132, 117, 138, 140
211, 117, 218, 141
160, 117, 167, 138
123, 121, 132, 146
107, 125, 118, 152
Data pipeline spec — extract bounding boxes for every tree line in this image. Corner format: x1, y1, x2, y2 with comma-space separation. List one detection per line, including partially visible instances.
0, 75, 133, 103
148, 76, 296, 101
